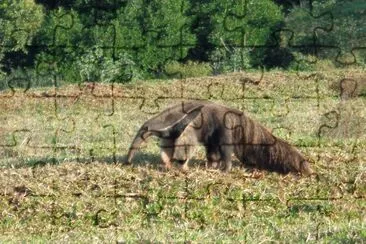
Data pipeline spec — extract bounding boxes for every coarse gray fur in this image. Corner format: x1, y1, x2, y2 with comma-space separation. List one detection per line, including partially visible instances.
126, 100, 314, 175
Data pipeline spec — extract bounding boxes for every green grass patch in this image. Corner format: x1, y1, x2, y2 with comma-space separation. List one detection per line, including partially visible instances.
0, 70, 365, 242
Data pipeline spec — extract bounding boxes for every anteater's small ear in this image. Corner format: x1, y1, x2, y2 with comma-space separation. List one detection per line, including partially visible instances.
152, 105, 204, 139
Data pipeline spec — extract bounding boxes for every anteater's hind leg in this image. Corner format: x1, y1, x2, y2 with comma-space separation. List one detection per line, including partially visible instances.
181, 158, 190, 172
205, 145, 221, 169
175, 144, 196, 172
219, 145, 234, 173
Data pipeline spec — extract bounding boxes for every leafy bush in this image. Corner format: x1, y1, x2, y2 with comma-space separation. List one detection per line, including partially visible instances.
164, 61, 212, 78
262, 47, 294, 69
209, 47, 251, 74
0, 0, 44, 74
288, 52, 338, 72
285, 0, 366, 67
0, 0, 44, 53
207, 0, 283, 71
288, 52, 316, 71
76, 47, 142, 83
30, 0, 195, 82
314, 59, 336, 71
0, 67, 55, 91
113, 0, 196, 76
4, 0, 364, 85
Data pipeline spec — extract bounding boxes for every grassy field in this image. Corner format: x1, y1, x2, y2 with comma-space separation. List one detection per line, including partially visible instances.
0, 70, 365, 242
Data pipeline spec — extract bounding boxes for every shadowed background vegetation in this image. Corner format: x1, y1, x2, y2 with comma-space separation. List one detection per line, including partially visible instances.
0, 0, 365, 87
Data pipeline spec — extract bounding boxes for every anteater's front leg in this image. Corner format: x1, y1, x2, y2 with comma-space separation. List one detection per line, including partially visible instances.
160, 139, 174, 170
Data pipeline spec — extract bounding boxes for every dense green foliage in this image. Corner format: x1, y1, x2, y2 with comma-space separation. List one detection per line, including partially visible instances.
0, 0, 364, 85
285, 0, 366, 67
0, 0, 44, 79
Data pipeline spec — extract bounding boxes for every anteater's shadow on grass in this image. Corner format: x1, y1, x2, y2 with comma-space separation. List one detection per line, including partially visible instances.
126, 152, 210, 171
19, 152, 251, 175
126, 152, 248, 172
18, 154, 137, 168
20, 152, 209, 172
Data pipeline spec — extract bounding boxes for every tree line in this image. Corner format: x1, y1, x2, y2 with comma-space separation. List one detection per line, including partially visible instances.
0, 0, 365, 86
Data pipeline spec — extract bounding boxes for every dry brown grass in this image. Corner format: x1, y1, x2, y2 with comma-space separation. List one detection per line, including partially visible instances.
0, 70, 365, 242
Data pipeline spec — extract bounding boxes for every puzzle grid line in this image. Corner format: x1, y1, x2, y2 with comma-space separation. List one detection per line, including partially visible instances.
0, 75, 361, 160
0, 0, 365, 241
3, 171, 365, 241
